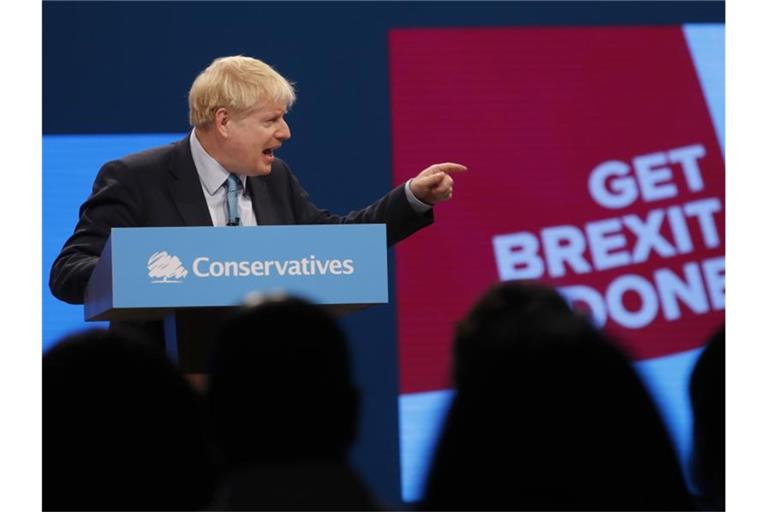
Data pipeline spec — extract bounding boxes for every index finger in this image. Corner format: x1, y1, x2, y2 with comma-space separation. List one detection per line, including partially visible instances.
429, 162, 468, 175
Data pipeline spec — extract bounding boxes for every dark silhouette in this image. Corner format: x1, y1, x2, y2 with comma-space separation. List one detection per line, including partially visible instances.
43, 328, 217, 511
689, 325, 725, 510
422, 282, 693, 511
206, 297, 377, 510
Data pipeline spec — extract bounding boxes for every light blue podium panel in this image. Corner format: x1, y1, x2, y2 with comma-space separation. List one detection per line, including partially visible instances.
85, 224, 388, 318
84, 225, 388, 370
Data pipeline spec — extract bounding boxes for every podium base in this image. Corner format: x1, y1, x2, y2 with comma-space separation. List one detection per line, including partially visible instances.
164, 308, 235, 373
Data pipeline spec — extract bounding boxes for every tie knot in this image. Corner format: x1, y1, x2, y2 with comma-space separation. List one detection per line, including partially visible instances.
226, 173, 241, 193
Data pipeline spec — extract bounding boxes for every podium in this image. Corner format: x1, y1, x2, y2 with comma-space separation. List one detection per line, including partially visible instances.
84, 224, 388, 371
83, 223, 404, 506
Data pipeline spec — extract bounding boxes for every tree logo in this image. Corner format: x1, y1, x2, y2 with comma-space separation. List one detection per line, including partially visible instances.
147, 251, 188, 283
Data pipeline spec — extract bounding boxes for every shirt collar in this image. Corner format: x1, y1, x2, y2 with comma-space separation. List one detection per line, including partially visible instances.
189, 128, 247, 195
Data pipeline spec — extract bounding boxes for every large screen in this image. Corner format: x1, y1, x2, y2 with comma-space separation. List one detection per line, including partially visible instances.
390, 25, 724, 501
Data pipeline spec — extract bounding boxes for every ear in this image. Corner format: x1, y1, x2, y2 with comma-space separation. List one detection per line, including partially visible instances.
213, 107, 231, 138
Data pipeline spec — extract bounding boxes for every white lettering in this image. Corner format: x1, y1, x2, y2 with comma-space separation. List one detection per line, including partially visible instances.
209, 261, 224, 277
558, 285, 607, 328
315, 259, 330, 275
493, 232, 544, 280
193, 257, 210, 277
224, 261, 238, 276
508, 261, 725, 329
586, 218, 631, 271
684, 197, 722, 248
588, 160, 637, 209
666, 206, 694, 254
702, 256, 725, 310
624, 209, 676, 263
667, 144, 706, 193
186, 256, 356, 278
655, 262, 708, 321
540, 225, 591, 278
634, 151, 678, 202
589, 143, 708, 208
606, 274, 659, 329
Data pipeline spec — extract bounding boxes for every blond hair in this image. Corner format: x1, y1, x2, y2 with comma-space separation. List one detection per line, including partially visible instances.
188, 55, 296, 128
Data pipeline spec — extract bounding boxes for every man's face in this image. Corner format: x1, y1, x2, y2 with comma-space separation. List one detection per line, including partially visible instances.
224, 102, 291, 176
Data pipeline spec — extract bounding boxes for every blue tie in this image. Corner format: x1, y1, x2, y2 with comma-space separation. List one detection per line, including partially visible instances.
225, 174, 241, 226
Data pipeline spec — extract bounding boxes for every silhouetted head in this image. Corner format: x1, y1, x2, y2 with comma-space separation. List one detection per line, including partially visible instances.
43, 328, 216, 511
452, 281, 574, 391
424, 281, 692, 511
689, 325, 725, 510
207, 297, 358, 470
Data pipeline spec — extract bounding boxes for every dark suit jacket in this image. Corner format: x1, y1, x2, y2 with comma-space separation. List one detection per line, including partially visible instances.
50, 135, 433, 305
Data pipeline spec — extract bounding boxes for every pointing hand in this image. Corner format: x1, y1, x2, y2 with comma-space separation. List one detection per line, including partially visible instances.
410, 162, 468, 205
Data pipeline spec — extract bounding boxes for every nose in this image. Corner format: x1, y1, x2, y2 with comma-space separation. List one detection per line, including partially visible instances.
276, 118, 291, 141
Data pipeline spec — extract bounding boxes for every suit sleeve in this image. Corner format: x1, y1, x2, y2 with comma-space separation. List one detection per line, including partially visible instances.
285, 169, 434, 246
49, 160, 143, 304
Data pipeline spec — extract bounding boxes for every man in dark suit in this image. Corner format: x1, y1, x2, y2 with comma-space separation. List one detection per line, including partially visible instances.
50, 55, 466, 305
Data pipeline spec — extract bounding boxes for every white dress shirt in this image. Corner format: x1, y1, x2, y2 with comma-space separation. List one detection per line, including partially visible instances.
189, 129, 258, 226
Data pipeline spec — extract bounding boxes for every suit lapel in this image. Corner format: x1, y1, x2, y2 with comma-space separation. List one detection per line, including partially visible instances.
168, 135, 214, 226
247, 175, 281, 225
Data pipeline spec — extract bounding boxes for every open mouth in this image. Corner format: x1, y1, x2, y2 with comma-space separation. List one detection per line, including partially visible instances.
262, 147, 279, 163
